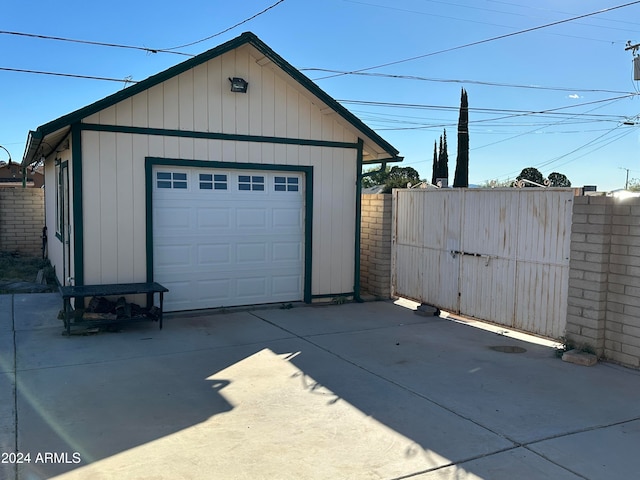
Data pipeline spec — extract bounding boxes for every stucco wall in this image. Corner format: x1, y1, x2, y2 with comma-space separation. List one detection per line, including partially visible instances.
0, 188, 45, 256
360, 194, 392, 298
566, 195, 640, 368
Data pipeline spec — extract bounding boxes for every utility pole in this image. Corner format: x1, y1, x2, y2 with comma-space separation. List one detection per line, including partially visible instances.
626, 41, 640, 80
620, 167, 630, 190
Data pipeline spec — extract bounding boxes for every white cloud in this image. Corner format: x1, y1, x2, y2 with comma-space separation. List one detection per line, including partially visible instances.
568, 94, 581, 99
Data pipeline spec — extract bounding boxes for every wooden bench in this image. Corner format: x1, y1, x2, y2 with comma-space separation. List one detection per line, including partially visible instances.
59, 282, 169, 336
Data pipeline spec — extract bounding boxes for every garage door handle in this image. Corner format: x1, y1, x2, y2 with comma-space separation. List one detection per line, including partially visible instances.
450, 250, 492, 266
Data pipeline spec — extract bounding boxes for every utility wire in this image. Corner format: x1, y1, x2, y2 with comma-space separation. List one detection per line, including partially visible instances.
0, 30, 193, 56
301, 69, 634, 95
0, 67, 139, 84
163, 0, 286, 50
470, 97, 629, 150
315, 0, 640, 80
0, 0, 287, 57
337, 95, 637, 125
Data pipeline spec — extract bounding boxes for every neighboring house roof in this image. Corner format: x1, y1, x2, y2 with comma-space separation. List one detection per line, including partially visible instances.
362, 185, 387, 194
22, 31, 402, 167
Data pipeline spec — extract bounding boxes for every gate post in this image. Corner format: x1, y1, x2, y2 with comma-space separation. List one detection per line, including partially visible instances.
565, 196, 611, 356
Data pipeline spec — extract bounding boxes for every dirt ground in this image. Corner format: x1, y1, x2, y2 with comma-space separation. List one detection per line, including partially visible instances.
0, 251, 56, 293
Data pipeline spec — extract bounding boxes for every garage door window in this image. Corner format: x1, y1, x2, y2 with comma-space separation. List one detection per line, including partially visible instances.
157, 172, 188, 189
200, 173, 227, 190
239, 175, 265, 191
274, 176, 299, 192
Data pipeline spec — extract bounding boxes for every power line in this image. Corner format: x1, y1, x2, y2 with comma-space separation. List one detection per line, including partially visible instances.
0, 67, 139, 84
0, 1, 287, 57
347, 0, 639, 35
300, 69, 634, 95
163, 0, 287, 50
337, 95, 637, 127
315, 0, 640, 80
470, 97, 630, 150
0, 30, 192, 56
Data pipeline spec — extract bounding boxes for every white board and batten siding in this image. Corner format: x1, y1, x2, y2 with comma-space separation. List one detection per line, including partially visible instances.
79, 45, 358, 309
392, 188, 573, 340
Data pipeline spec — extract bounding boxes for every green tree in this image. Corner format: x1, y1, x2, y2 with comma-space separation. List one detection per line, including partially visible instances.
516, 167, 545, 187
547, 172, 572, 187
361, 165, 390, 189
383, 166, 421, 193
628, 178, 640, 192
439, 129, 449, 184
431, 140, 438, 185
453, 88, 469, 188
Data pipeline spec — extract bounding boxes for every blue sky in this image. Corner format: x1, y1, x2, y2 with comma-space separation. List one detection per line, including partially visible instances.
2, 0, 640, 190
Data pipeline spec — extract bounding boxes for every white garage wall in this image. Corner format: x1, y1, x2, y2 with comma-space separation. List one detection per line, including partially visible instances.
81, 132, 356, 296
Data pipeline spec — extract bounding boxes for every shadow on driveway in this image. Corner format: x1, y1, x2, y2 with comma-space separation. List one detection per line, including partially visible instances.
5, 294, 640, 479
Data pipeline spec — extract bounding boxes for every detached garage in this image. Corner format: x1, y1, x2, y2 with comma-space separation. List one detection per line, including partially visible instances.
21, 32, 401, 312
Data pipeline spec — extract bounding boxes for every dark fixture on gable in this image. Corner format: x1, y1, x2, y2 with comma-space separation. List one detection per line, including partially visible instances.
229, 77, 248, 93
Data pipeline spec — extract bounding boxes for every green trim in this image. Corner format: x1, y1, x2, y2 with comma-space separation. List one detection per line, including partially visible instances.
145, 157, 313, 304
145, 160, 154, 283
354, 139, 364, 302
80, 123, 358, 150
71, 123, 84, 286
24, 32, 400, 165
303, 168, 313, 304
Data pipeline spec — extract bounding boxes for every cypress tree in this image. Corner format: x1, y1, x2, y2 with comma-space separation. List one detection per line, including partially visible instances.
440, 129, 449, 184
454, 88, 469, 188
431, 140, 438, 185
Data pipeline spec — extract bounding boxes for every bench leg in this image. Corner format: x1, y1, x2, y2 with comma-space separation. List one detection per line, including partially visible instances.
64, 298, 71, 336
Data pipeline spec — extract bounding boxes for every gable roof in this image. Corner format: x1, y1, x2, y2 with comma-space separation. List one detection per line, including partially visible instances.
22, 31, 401, 166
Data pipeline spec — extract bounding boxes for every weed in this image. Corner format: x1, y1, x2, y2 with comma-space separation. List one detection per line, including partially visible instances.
0, 251, 57, 293
555, 336, 596, 358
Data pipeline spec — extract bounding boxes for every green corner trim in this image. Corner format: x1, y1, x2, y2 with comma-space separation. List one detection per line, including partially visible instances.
71, 123, 84, 286
145, 157, 314, 304
354, 138, 364, 302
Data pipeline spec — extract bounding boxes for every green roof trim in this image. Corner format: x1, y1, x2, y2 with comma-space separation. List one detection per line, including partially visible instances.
23, 31, 400, 165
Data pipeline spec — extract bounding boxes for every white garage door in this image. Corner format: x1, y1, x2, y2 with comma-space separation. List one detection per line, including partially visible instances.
152, 167, 304, 312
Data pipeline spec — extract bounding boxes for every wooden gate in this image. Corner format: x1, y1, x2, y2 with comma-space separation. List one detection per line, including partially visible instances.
392, 188, 573, 339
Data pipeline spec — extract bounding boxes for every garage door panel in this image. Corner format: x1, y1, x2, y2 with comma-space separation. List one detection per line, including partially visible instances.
153, 167, 304, 311
273, 274, 303, 295
236, 243, 267, 263
236, 277, 268, 298
197, 208, 230, 228
272, 208, 302, 228
155, 208, 191, 229
273, 242, 302, 262
236, 208, 267, 228
197, 279, 231, 300
155, 245, 192, 267
197, 244, 231, 265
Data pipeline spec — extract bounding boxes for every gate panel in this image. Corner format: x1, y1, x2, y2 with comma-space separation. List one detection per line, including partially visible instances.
393, 190, 461, 311
392, 188, 573, 339
459, 256, 516, 326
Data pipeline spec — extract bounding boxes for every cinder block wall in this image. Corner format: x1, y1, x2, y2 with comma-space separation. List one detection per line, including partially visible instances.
0, 188, 45, 256
566, 196, 640, 368
360, 194, 393, 298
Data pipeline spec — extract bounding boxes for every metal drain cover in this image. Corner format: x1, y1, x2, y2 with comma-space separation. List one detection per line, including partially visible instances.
490, 345, 527, 353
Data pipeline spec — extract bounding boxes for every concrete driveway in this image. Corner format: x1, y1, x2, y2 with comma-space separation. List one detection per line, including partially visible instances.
2, 293, 640, 480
